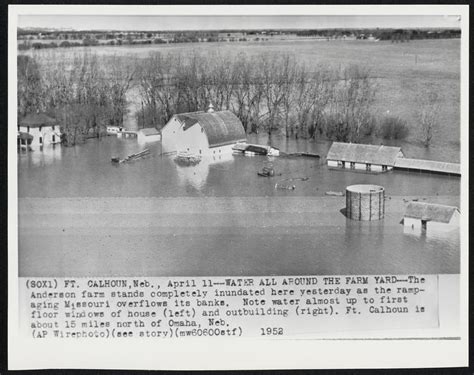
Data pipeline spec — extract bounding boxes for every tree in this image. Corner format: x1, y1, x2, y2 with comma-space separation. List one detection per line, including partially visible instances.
326, 65, 376, 142
417, 89, 440, 147
17, 55, 44, 116
260, 54, 288, 136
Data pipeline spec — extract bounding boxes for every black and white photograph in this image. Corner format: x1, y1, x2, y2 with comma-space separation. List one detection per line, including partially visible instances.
9, 4, 468, 371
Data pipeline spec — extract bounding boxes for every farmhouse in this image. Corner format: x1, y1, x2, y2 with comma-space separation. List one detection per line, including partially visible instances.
137, 127, 161, 144
18, 113, 61, 149
403, 202, 460, 232
161, 107, 247, 156
326, 142, 404, 172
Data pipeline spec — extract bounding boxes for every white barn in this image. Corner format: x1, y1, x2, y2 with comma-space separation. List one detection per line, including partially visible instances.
403, 202, 460, 232
18, 113, 61, 149
326, 142, 404, 172
137, 127, 161, 144
161, 108, 246, 156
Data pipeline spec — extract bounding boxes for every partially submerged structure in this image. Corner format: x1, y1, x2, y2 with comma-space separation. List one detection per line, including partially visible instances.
17, 132, 33, 149
326, 142, 460, 176
326, 142, 404, 172
106, 125, 124, 135
345, 184, 385, 221
394, 158, 461, 176
403, 202, 460, 232
137, 127, 161, 144
18, 113, 61, 148
161, 106, 246, 156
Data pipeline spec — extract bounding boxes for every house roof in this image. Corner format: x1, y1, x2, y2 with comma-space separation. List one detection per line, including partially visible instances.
394, 158, 460, 175
326, 142, 402, 166
139, 127, 160, 136
175, 110, 246, 147
19, 113, 56, 128
404, 202, 459, 223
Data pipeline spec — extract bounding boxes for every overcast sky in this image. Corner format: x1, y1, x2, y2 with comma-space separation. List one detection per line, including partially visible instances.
18, 15, 461, 31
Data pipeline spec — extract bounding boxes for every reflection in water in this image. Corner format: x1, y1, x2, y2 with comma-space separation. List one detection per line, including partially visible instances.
175, 153, 234, 190
17, 136, 461, 275
19, 144, 62, 167
403, 225, 459, 244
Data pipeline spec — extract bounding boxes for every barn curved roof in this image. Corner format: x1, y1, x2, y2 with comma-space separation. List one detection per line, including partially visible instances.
176, 110, 246, 147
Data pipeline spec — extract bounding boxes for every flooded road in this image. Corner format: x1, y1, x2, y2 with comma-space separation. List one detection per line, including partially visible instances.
18, 136, 461, 276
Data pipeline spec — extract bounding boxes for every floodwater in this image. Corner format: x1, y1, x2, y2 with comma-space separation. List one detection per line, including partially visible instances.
18, 135, 461, 277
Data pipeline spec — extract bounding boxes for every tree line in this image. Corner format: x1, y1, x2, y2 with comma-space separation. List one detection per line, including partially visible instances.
18, 50, 439, 146
18, 52, 135, 145
135, 51, 378, 143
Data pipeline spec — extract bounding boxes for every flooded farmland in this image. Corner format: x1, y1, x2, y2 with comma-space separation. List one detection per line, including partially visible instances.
18, 37, 462, 277
18, 135, 460, 277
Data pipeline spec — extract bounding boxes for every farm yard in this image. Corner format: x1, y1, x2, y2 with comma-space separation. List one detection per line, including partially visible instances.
18, 36, 462, 277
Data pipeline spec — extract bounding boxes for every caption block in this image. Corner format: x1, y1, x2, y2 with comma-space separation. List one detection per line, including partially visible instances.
20, 275, 438, 339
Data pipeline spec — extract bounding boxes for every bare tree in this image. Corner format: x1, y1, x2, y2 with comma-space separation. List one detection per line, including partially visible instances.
260, 54, 288, 136
326, 65, 376, 142
17, 54, 44, 116
417, 89, 440, 147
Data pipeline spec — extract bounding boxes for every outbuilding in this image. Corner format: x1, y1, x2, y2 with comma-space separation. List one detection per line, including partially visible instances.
403, 202, 460, 232
137, 127, 161, 144
326, 142, 404, 172
106, 125, 124, 135
161, 106, 247, 156
18, 113, 62, 148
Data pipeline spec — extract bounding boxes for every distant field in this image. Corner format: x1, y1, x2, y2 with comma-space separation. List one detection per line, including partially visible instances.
22, 38, 461, 161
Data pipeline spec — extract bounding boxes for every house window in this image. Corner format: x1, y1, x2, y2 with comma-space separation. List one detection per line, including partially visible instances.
350, 162, 355, 169
27, 126, 30, 133
366, 163, 371, 171
382, 165, 387, 171
199, 150, 202, 154
52, 125, 55, 131
201, 127, 204, 133
39, 126, 42, 132
52, 135, 56, 143
421, 219, 428, 230
39, 136, 43, 144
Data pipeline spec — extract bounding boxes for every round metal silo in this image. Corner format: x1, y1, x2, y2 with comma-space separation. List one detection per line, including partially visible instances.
346, 184, 385, 221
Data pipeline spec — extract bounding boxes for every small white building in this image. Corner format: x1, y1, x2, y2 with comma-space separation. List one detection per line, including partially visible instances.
18, 113, 61, 149
403, 202, 460, 232
161, 107, 246, 156
326, 142, 404, 172
137, 127, 161, 144
106, 125, 124, 135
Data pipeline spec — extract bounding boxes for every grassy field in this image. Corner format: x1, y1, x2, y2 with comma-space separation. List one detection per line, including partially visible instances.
23, 38, 461, 160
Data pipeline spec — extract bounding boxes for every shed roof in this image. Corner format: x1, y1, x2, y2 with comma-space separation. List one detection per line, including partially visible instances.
326, 142, 402, 166
19, 113, 56, 128
404, 202, 459, 223
175, 110, 246, 147
139, 127, 160, 136
394, 157, 460, 175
